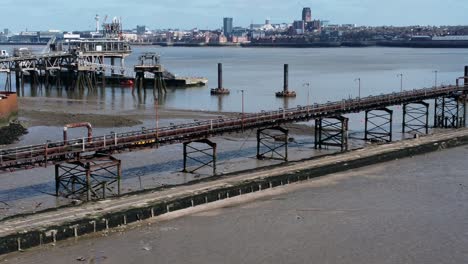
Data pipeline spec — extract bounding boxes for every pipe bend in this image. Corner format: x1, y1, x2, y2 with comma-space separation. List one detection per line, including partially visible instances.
63, 122, 93, 143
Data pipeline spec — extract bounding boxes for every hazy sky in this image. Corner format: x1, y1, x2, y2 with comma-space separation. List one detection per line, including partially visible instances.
1, 0, 468, 32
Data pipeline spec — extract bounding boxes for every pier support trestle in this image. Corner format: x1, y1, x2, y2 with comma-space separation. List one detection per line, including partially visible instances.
55, 154, 121, 201
134, 72, 145, 90
153, 71, 167, 95
256, 126, 289, 161
365, 108, 393, 143
402, 101, 429, 137
434, 96, 466, 128
182, 139, 217, 175
14, 71, 24, 96
75, 71, 97, 91
2, 71, 12, 92
314, 116, 349, 151
134, 53, 167, 95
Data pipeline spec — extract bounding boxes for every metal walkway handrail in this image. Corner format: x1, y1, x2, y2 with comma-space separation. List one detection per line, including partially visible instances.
0, 84, 467, 173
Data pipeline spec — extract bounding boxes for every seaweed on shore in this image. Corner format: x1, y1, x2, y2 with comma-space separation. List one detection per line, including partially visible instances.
0, 121, 28, 145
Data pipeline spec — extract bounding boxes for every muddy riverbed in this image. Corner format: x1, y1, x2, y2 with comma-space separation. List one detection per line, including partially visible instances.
17, 97, 234, 128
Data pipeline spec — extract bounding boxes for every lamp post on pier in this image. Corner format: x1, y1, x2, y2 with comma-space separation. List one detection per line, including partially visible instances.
354, 78, 361, 99
238, 89, 245, 130
154, 97, 159, 143
397, 73, 403, 92
433, 70, 438, 88
303, 82, 310, 112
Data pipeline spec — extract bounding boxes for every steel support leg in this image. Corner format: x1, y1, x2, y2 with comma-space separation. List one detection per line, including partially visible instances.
365, 108, 393, 143
55, 164, 60, 197
4, 72, 11, 92
134, 72, 145, 90
256, 126, 289, 161
111, 57, 115, 75
15, 71, 20, 92
55, 154, 122, 201
314, 116, 349, 151
434, 96, 466, 128
402, 101, 429, 137
182, 139, 217, 175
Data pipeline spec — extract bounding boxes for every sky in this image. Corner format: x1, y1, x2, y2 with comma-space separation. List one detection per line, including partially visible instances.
1, 0, 468, 32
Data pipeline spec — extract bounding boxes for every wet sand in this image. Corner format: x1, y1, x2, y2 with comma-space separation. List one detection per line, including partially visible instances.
3, 146, 468, 264
18, 97, 234, 128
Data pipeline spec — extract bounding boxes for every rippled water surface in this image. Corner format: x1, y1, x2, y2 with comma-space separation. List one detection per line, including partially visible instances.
1, 46, 467, 113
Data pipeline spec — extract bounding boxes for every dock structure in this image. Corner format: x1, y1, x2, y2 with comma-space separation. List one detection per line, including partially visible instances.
1, 67, 468, 202
0, 39, 132, 92
133, 53, 167, 94
0, 43, 207, 93
276, 64, 296, 98
211, 63, 230, 95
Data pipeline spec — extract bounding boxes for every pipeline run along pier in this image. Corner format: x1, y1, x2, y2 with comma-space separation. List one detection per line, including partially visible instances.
0, 66, 467, 201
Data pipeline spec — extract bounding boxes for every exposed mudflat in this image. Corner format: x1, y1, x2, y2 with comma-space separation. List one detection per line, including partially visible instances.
20, 110, 143, 128
17, 97, 233, 128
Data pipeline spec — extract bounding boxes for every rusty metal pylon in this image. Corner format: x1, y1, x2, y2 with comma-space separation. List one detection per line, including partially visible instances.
315, 116, 349, 151
256, 127, 289, 161
55, 154, 121, 201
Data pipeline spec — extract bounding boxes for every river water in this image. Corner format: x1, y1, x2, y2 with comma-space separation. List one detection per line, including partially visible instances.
2, 46, 468, 114
2, 46, 467, 135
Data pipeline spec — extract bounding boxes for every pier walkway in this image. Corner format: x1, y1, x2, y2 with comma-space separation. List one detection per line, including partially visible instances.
0, 84, 467, 174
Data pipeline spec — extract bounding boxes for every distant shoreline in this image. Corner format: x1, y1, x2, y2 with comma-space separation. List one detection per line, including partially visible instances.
2, 40, 468, 48
0, 42, 46, 46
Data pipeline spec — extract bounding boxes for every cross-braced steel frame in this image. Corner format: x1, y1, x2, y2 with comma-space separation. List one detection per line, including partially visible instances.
402, 101, 429, 136
0, 54, 115, 90
434, 96, 466, 128
314, 116, 349, 151
365, 108, 393, 143
55, 154, 121, 201
256, 127, 289, 161
182, 139, 217, 175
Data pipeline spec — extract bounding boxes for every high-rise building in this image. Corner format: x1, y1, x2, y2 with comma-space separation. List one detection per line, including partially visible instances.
136, 25, 146, 35
311, 20, 321, 30
293, 20, 305, 34
223, 17, 233, 37
3, 28, 9, 36
302, 7, 312, 22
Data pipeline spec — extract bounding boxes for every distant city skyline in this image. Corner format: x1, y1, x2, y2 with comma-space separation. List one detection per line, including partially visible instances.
1, 0, 468, 32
